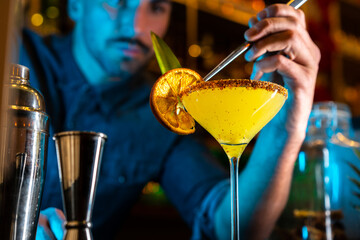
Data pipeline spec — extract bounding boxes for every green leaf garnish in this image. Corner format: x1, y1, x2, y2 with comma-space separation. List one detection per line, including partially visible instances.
151, 31, 181, 74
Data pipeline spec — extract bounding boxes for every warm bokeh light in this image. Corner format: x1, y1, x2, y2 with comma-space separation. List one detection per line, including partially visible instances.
221, 2, 235, 16
252, 0, 265, 11
201, 46, 213, 59
31, 13, 43, 27
344, 87, 359, 102
142, 181, 161, 194
46, 6, 60, 19
188, 44, 202, 57
206, 0, 219, 10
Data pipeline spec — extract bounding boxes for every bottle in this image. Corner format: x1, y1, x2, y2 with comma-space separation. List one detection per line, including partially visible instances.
0, 64, 49, 239
274, 101, 360, 240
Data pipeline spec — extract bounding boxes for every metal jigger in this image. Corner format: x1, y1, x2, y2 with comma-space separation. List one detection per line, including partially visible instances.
53, 131, 107, 240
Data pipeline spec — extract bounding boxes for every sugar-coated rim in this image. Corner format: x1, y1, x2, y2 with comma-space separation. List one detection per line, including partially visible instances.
180, 79, 288, 98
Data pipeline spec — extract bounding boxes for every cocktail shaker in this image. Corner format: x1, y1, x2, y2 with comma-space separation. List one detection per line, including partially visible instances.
0, 64, 49, 239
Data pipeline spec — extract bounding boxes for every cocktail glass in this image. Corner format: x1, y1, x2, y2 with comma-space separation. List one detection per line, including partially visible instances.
181, 79, 287, 239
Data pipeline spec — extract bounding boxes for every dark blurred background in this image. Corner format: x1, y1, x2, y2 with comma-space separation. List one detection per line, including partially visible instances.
23, 0, 360, 116
20, 0, 360, 239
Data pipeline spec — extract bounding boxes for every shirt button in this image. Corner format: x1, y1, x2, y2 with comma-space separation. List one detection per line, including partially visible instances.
118, 175, 126, 184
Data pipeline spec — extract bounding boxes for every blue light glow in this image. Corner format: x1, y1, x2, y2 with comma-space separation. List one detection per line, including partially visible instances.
298, 151, 306, 172
302, 226, 309, 239
331, 162, 340, 204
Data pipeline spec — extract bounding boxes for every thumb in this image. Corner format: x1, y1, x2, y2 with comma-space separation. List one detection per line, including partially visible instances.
41, 207, 65, 240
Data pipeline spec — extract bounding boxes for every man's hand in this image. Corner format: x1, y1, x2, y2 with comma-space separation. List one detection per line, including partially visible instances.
225, 4, 321, 239
244, 4, 320, 143
36, 208, 65, 240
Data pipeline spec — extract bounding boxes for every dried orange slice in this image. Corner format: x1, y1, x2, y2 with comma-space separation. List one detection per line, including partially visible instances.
150, 68, 203, 135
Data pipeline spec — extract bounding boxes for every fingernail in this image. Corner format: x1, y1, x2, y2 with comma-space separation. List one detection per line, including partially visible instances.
245, 48, 254, 62
248, 17, 258, 28
250, 71, 256, 80
257, 10, 267, 20
252, 71, 263, 80
244, 27, 257, 40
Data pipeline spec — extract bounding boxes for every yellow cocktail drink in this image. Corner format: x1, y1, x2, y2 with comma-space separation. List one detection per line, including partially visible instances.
149, 65, 288, 240
181, 79, 288, 160
181, 79, 287, 240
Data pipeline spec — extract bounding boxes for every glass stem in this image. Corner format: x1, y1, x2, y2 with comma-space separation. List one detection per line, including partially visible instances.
230, 156, 240, 240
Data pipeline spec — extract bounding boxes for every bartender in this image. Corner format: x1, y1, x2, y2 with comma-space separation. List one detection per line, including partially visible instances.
18, 0, 320, 239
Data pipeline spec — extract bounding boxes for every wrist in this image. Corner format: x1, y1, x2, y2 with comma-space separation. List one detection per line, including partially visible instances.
257, 121, 305, 169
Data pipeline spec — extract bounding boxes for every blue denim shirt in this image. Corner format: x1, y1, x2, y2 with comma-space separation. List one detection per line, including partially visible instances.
19, 30, 228, 239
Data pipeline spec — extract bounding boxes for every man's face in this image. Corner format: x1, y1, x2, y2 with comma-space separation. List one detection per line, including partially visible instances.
73, 0, 171, 79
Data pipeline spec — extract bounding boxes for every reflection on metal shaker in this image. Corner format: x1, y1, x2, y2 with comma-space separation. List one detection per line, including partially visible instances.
0, 64, 49, 239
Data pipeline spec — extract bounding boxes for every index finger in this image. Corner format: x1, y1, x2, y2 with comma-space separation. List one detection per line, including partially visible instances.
257, 4, 306, 26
